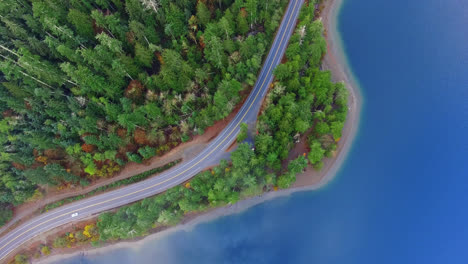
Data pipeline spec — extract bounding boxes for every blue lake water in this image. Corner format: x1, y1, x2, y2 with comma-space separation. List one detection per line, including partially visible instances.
60, 0, 468, 263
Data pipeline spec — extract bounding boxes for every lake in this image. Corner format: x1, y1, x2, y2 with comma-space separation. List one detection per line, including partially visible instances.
59, 0, 468, 263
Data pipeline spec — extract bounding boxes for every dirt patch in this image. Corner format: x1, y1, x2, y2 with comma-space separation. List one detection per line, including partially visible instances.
226, 140, 238, 153
283, 128, 312, 170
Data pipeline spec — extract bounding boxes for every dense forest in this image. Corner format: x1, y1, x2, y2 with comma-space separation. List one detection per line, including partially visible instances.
0, 0, 289, 225
34, 3, 347, 253
8, 1, 350, 260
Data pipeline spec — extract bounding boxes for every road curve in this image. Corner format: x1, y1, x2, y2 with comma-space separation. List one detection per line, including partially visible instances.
0, 0, 304, 260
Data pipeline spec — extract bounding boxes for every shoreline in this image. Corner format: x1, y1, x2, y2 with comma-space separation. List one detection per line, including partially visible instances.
293, 0, 362, 190
35, 0, 362, 263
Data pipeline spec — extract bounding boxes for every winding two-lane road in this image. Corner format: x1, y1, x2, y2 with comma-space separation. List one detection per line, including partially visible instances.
0, 0, 304, 260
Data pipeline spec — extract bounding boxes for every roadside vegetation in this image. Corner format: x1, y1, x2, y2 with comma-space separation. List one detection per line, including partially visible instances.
0, 0, 289, 226
41, 160, 180, 213
11, 2, 348, 262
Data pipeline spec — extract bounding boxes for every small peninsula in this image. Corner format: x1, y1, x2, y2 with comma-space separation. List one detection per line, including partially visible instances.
0, 0, 361, 263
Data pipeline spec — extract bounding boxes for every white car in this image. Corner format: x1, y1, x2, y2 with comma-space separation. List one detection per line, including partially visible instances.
71, 213, 79, 218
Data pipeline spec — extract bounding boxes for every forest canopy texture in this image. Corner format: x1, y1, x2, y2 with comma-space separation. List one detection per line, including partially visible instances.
1, 1, 351, 259
0, 0, 289, 225
56, 3, 348, 247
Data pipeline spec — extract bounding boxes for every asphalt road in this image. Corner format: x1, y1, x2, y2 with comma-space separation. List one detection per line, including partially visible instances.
0, 0, 304, 261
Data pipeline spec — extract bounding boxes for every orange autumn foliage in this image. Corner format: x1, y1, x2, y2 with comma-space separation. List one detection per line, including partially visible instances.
156, 52, 164, 65
199, 35, 205, 49
133, 128, 148, 145
36, 156, 48, 164
11, 162, 26, 170
239, 7, 247, 18
117, 128, 127, 138
125, 80, 145, 101
81, 143, 95, 153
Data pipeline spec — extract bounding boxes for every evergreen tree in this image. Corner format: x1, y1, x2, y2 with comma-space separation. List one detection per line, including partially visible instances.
236, 10, 249, 35
196, 2, 211, 27
67, 9, 95, 40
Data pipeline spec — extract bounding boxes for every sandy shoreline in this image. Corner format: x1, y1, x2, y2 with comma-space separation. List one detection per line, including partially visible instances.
34, 1, 362, 263
293, 0, 363, 189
